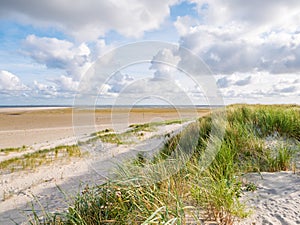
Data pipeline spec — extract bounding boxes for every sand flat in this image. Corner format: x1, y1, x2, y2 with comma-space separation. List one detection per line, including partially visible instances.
0, 107, 209, 149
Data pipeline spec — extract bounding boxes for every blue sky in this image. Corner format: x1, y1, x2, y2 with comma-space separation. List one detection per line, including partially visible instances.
0, 0, 299, 105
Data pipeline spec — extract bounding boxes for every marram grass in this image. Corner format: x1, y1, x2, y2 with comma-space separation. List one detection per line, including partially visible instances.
0, 145, 81, 174
29, 104, 299, 224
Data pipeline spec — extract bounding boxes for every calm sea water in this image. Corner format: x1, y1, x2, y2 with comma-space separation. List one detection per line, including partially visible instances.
0, 105, 222, 109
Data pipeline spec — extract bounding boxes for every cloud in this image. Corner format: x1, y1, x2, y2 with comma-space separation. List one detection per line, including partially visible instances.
150, 47, 181, 80
0, 70, 78, 99
23, 35, 92, 79
175, 1, 300, 74
110, 77, 195, 106
217, 73, 252, 88
32, 75, 82, 98
216, 76, 230, 88
191, 0, 300, 28
271, 78, 300, 95
33, 80, 58, 98
216, 72, 300, 102
234, 76, 251, 86
0, 0, 178, 41
52, 75, 79, 92
0, 70, 29, 95
96, 68, 199, 106
107, 71, 134, 94
274, 85, 296, 93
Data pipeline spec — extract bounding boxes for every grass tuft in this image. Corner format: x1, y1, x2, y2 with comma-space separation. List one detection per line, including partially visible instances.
0, 145, 81, 174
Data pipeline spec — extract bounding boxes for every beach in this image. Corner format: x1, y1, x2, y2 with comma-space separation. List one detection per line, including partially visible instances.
0, 107, 208, 149
0, 106, 299, 224
0, 107, 208, 224
240, 171, 300, 225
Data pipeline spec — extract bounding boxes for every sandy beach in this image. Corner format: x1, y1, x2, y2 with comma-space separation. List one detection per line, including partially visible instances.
0, 107, 208, 149
240, 171, 300, 225
0, 107, 208, 224
1, 107, 299, 224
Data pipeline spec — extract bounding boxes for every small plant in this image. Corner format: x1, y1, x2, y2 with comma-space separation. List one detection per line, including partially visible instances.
244, 182, 257, 192
99, 133, 123, 145
0, 146, 25, 154
266, 147, 293, 172
132, 152, 147, 167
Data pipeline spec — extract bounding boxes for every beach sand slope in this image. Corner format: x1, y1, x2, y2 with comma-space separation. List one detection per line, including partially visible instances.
240, 171, 300, 225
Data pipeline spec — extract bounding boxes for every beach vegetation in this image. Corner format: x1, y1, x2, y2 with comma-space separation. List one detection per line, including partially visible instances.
26, 104, 300, 224
0, 145, 81, 174
84, 119, 185, 146
0, 145, 27, 154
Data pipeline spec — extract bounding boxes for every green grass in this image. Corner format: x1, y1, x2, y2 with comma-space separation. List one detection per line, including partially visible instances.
1, 119, 185, 174
84, 119, 185, 146
0, 145, 27, 154
29, 104, 300, 224
0, 145, 82, 174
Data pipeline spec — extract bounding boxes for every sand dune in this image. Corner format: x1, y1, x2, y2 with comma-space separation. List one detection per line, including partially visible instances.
240, 171, 300, 225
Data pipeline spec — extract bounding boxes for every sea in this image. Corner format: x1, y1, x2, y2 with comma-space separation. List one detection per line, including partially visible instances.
0, 104, 223, 109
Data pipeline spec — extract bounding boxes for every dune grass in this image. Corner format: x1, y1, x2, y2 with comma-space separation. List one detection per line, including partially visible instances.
28, 104, 299, 224
0, 145, 82, 174
84, 119, 185, 146
0, 145, 27, 154
1, 119, 185, 174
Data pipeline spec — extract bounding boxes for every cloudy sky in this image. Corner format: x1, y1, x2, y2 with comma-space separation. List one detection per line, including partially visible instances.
0, 0, 299, 105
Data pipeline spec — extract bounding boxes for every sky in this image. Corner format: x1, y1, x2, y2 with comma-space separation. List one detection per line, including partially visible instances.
0, 0, 299, 106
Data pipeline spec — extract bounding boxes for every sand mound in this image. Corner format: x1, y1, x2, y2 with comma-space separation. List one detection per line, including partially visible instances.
240, 171, 300, 225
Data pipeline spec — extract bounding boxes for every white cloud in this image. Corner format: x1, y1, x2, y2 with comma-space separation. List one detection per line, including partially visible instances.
23, 35, 93, 79
172, 1, 300, 104
33, 80, 58, 98
1, 0, 178, 41
174, 15, 198, 36
150, 47, 181, 80
107, 71, 134, 94
191, 0, 300, 29
52, 75, 79, 92
31, 77, 80, 99
216, 72, 300, 103
176, 1, 300, 74
0, 70, 29, 95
